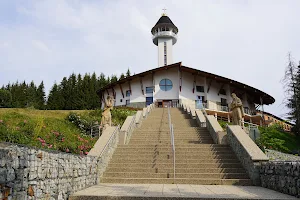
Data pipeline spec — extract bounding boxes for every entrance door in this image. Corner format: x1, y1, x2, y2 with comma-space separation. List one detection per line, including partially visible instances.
146, 97, 153, 106
162, 100, 172, 107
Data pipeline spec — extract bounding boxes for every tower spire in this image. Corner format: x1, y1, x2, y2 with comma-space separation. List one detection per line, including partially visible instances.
162, 8, 167, 16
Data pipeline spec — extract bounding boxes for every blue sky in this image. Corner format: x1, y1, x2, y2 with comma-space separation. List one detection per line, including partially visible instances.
1, 0, 300, 118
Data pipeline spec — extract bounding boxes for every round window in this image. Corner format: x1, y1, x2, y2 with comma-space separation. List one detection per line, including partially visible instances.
159, 79, 173, 91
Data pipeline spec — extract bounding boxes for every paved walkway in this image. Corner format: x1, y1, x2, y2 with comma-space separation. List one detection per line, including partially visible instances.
70, 184, 298, 200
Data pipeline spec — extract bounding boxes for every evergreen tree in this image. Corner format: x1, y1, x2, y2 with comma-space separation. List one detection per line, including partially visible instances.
36, 81, 46, 109
60, 77, 71, 109
76, 74, 85, 109
111, 75, 118, 83
0, 89, 12, 108
47, 83, 60, 109
126, 68, 131, 77
27, 81, 37, 108
119, 73, 125, 80
90, 72, 99, 109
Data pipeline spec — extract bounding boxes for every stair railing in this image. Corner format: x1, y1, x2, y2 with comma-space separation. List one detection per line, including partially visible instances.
167, 104, 176, 182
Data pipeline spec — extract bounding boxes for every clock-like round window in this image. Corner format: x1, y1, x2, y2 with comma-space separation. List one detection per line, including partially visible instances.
159, 79, 173, 91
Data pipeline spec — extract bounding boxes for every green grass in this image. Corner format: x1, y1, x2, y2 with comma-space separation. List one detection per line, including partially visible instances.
217, 120, 300, 154
0, 107, 136, 154
258, 124, 300, 153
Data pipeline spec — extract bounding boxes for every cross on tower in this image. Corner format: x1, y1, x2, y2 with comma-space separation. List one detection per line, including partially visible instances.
162, 8, 167, 16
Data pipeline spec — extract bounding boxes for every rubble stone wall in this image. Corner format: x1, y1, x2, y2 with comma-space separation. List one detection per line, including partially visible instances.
260, 161, 300, 198
0, 143, 98, 200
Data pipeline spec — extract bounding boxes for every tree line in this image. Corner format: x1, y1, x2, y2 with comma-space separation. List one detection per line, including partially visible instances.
0, 69, 131, 110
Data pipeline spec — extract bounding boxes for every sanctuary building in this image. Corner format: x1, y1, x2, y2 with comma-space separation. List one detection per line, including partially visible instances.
98, 12, 284, 127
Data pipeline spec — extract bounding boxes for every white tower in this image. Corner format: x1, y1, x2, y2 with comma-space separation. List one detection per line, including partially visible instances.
151, 11, 178, 67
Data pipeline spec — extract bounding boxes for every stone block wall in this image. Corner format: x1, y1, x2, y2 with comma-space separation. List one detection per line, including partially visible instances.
260, 161, 300, 198
226, 126, 269, 186
0, 143, 98, 200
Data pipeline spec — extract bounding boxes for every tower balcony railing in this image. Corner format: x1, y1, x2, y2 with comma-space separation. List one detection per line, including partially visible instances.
152, 31, 177, 39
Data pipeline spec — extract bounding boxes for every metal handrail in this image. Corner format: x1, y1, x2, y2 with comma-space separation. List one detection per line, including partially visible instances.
168, 104, 175, 182
99, 125, 120, 158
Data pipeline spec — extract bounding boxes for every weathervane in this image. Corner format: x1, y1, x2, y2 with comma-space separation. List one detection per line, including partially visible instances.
162, 8, 167, 16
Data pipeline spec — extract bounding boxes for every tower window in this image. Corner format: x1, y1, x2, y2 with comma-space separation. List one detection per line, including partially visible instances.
164, 42, 167, 65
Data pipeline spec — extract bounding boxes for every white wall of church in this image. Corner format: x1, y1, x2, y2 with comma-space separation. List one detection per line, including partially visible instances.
179, 71, 206, 109
143, 74, 153, 97
130, 79, 145, 103
154, 67, 179, 100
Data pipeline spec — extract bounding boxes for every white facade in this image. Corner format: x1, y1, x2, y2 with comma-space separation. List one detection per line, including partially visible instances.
157, 38, 173, 67
102, 66, 259, 116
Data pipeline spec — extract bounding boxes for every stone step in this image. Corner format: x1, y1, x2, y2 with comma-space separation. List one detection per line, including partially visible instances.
102, 172, 249, 179
100, 177, 252, 185
112, 151, 235, 156
116, 145, 230, 150
107, 163, 243, 168
110, 159, 241, 164
128, 140, 214, 144
129, 137, 213, 140
111, 154, 237, 160
118, 144, 226, 148
104, 167, 246, 174
114, 147, 232, 153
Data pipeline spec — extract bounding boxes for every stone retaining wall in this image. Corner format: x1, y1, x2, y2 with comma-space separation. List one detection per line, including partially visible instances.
260, 161, 300, 198
0, 143, 99, 200
226, 125, 269, 186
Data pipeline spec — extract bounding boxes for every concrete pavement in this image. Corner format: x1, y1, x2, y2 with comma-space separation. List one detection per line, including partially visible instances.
69, 183, 298, 200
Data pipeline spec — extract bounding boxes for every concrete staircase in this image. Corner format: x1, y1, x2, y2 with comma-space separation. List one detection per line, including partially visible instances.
100, 107, 252, 185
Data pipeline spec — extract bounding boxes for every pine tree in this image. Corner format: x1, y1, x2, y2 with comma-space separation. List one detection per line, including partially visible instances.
90, 72, 99, 109
111, 75, 118, 83
126, 68, 131, 77
36, 81, 46, 109
47, 83, 59, 109
27, 81, 37, 108
0, 89, 12, 108
119, 73, 125, 80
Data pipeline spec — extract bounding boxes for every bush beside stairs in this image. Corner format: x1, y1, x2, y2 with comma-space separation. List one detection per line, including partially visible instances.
100, 107, 252, 185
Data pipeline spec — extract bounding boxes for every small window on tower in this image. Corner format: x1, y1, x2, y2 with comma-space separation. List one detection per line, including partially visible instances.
164, 42, 167, 66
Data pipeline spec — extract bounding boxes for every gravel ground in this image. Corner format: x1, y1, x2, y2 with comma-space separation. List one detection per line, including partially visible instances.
265, 149, 300, 161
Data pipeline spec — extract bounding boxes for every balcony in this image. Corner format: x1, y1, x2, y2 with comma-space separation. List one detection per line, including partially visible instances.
152, 31, 178, 45
195, 100, 257, 116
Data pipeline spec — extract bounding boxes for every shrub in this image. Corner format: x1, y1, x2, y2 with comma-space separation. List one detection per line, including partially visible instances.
257, 124, 290, 153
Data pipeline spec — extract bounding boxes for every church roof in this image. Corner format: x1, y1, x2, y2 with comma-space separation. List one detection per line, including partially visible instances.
97, 62, 275, 105
151, 15, 178, 34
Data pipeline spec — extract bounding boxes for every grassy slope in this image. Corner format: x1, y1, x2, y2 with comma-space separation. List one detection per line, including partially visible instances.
218, 120, 300, 153
0, 108, 136, 154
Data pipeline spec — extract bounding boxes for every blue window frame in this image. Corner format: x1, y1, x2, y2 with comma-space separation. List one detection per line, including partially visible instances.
126, 90, 131, 97
146, 97, 153, 106
146, 87, 153, 94
159, 79, 173, 91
